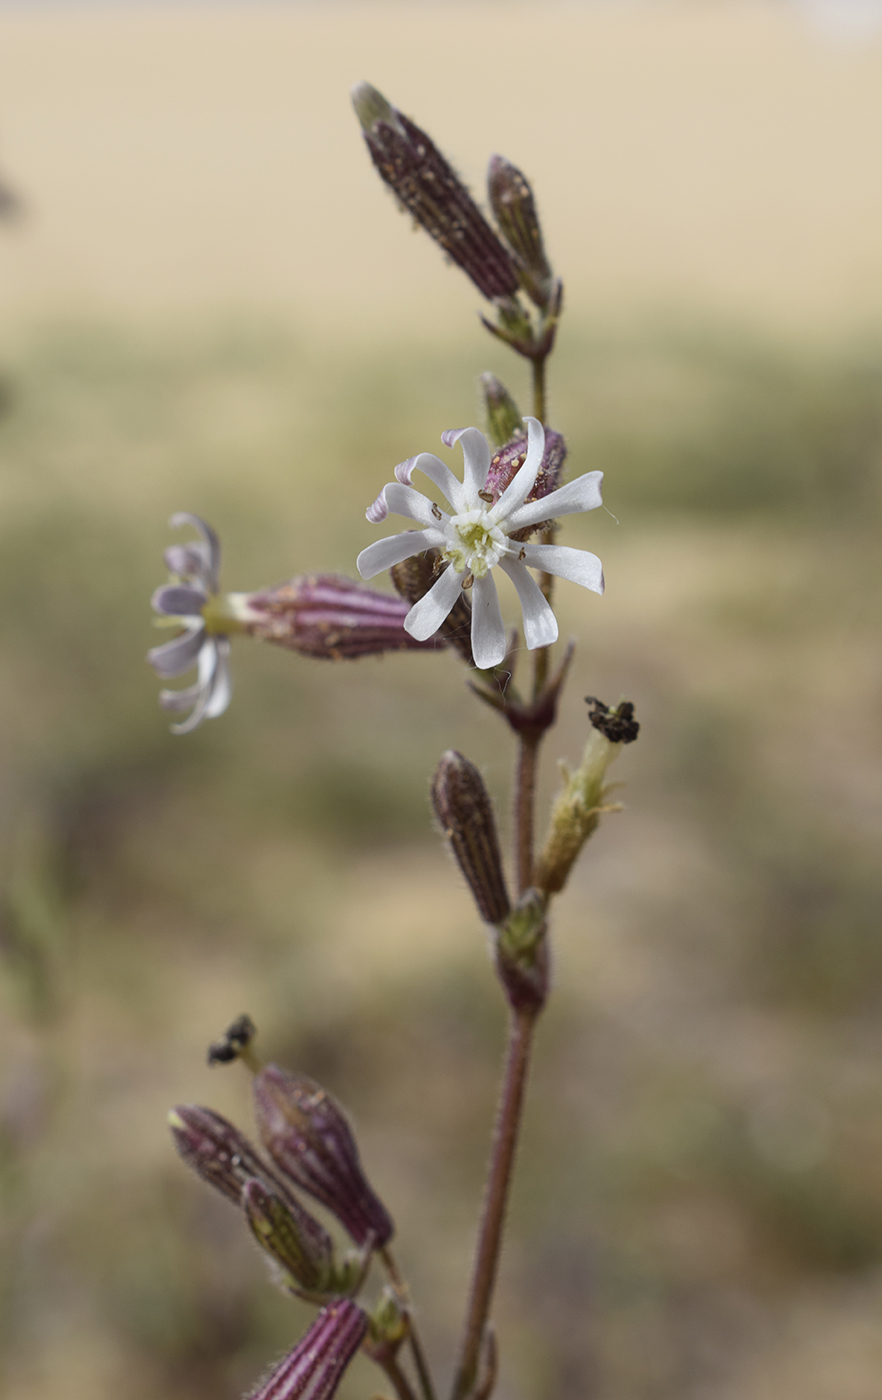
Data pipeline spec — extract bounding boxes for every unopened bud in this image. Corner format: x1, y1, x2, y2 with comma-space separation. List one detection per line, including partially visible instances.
351, 82, 519, 301
253, 1065, 394, 1249
487, 155, 554, 309
169, 1104, 277, 1207
431, 751, 510, 925
534, 702, 638, 895
390, 551, 472, 663
242, 1178, 335, 1295
480, 373, 523, 447
223, 575, 443, 660
247, 1299, 367, 1400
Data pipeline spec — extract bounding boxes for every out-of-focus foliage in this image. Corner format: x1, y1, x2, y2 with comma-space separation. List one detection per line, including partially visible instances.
0, 319, 880, 1400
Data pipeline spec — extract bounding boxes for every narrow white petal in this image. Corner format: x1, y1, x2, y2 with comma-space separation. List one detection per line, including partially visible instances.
409, 451, 466, 512
147, 624, 206, 678
499, 558, 559, 650
404, 564, 464, 640
470, 575, 507, 669
204, 639, 232, 719
456, 427, 492, 500
520, 543, 605, 594
357, 529, 445, 580
488, 416, 545, 524
505, 471, 604, 533
382, 482, 448, 528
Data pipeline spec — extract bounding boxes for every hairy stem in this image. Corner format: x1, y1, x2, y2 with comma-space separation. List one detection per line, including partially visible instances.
531, 355, 547, 425
513, 732, 540, 895
451, 1006, 538, 1400
378, 1352, 420, 1400
380, 1246, 437, 1400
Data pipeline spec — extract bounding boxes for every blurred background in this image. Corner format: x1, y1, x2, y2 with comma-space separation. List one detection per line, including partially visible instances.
1, 2, 881, 1398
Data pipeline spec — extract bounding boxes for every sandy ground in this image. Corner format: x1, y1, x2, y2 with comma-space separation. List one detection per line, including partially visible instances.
2, 2, 882, 338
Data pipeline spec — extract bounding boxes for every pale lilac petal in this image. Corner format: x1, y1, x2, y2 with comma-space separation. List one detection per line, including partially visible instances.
456, 427, 492, 500
403, 563, 464, 641
393, 456, 419, 485
151, 584, 208, 617
499, 558, 559, 650
204, 639, 232, 719
504, 471, 604, 533
169, 513, 220, 593
382, 482, 448, 528
488, 416, 545, 523
520, 543, 605, 594
159, 678, 205, 713
147, 625, 206, 679
408, 451, 466, 512
164, 541, 211, 581
365, 489, 390, 524
441, 428, 468, 448
470, 574, 507, 669
357, 529, 446, 580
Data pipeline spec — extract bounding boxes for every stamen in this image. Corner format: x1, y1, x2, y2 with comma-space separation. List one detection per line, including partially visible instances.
461, 574, 475, 590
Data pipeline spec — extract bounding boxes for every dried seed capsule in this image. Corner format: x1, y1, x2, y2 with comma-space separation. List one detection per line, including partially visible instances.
253, 1065, 394, 1250
246, 1299, 367, 1400
431, 752, 510, 925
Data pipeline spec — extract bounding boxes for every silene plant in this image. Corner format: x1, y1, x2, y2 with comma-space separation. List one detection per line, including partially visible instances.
150, 84, 639, 1400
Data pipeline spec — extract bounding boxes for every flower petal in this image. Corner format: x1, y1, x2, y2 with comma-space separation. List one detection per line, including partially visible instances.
498, 558, 559, 650
147, 624, 206, 678
382, 482, 449, 528
488, 416, 545, 524
357, 529, 445, 580
159, 679, 205, 712
204, 638, 232, 719
151, 584, 208, 617
505, 470, 604, 533
400, 452, 464, 512
164, 541, 211, 581
470, 574, 507, 669
455, 427, 492, 501
366, 490, 390, 524
520, 543, 605, 594
169, 513, 221, 593
404, 563, 464, 641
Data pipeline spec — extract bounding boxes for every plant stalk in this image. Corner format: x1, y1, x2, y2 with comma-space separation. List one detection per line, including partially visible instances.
450, 1005, 538, 1400
380, 1246, 438, 1400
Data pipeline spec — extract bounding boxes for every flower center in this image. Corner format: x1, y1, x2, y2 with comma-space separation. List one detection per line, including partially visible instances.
443, 508, 509, 579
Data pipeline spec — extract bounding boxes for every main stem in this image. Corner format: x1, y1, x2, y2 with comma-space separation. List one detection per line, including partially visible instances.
450, 1005, 538, 1400
513, 733, 540, 895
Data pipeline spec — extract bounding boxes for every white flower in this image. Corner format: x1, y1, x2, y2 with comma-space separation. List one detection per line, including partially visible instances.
356, 418, 604, 670
147, 513, 232, 735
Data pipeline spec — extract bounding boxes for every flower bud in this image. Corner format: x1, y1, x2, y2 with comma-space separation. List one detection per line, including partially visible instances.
253, 1065, 394, 1249
390, 551, 473, 663
242, 1178, 335, 1295
480, 373, 523, 448
226, 575, 443, 660
169, 1104, 278, 1207
534, 700, 638, 895
247, 1299, 367, 1400
487, 155, 554, 309
431, 751, 510, 925
351, 81, 519, 301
